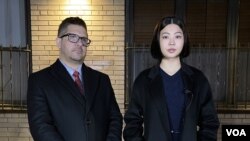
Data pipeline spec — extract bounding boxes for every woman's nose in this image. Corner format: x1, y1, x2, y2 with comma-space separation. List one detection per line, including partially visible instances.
169, 38, 175, 45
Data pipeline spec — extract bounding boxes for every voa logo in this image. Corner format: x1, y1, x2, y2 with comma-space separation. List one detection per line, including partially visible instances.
226, 129, 246, 136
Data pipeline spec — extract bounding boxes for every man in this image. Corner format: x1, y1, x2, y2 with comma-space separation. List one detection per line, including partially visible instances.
27, 17, 123, 141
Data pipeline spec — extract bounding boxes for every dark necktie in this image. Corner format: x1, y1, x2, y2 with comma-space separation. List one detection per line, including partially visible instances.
73, 71, 84, 95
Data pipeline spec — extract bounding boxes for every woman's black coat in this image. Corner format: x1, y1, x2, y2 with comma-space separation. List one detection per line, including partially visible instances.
123, 63, 220, 141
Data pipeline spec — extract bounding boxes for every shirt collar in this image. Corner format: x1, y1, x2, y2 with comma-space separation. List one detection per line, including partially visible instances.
59, 59, 83, 80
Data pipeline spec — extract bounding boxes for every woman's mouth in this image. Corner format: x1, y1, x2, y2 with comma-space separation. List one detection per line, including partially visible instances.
167, 48, 176, 53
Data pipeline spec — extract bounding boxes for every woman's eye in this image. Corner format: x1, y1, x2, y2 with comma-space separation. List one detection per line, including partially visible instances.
176, 35, 182, 39
162, 36, 168, 39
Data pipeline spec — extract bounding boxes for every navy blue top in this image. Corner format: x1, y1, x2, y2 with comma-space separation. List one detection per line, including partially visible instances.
160, 68, 185, 141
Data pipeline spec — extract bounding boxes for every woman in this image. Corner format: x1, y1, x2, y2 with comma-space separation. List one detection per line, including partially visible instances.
123, 16, 220, 141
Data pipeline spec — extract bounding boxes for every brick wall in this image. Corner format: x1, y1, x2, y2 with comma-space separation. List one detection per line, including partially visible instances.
0, 114, 32, 141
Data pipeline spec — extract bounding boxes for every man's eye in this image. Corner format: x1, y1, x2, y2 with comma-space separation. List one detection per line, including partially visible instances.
82, 38, 88, 42
71, 34, 78, 38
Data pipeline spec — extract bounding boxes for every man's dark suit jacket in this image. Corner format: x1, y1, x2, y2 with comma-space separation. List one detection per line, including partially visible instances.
27, 59, 122, 141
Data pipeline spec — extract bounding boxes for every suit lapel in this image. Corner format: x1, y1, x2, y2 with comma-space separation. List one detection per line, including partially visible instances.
82, 64, 98, 114
50, 59, 85, 105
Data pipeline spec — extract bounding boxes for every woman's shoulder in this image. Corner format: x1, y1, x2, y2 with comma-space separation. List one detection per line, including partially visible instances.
182, 63, 203, 74
182, 63, 208, 82
138, 65, 159, 77
134, 65, 160, 83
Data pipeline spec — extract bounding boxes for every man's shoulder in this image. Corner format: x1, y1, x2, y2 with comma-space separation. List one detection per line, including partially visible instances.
84, 65, 110, 80
28, 66, 52, 79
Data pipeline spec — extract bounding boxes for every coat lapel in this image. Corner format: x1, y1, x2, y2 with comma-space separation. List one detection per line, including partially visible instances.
148, 66, 172, 140
181, 63, 194, 110
49, 59, 85, 105
82, 64, 98, 114
147, 64, 195, 140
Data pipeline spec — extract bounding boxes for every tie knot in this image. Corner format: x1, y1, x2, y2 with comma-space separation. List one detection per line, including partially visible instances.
73, 71, 80, 77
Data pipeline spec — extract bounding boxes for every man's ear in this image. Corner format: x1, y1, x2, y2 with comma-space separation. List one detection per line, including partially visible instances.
56, 37, 61, 49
